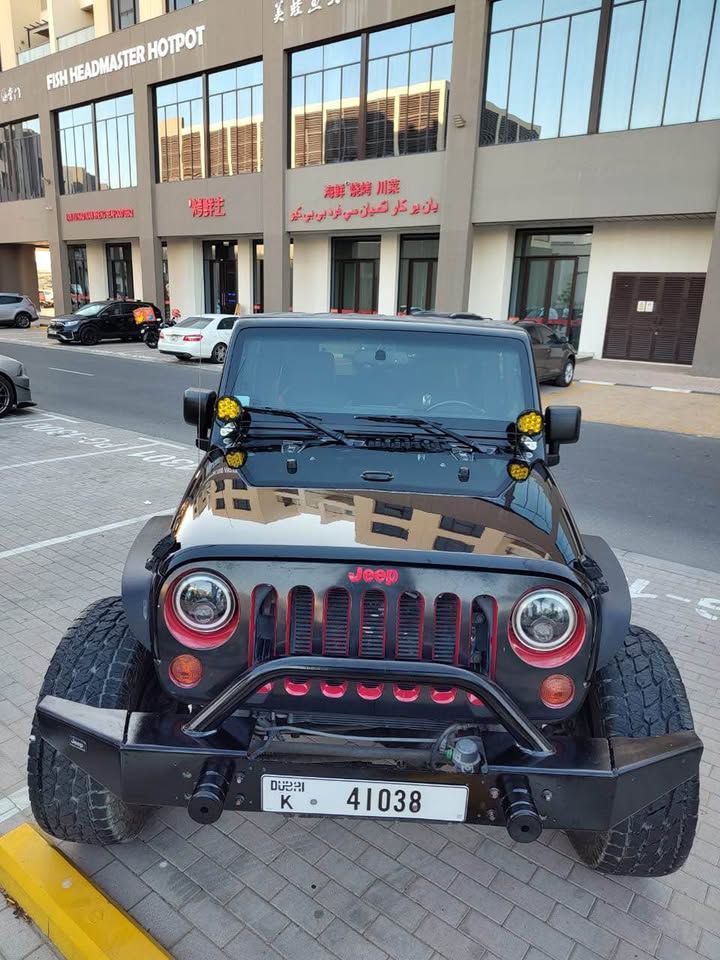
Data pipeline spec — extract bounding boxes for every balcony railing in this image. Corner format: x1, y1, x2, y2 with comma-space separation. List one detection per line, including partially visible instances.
57, 25, 95, 51
18, 42, 51, 64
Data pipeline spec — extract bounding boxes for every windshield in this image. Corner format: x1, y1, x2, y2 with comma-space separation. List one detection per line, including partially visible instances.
176, 316, 213, 329
226, 327, 533, 427
72, 302, 106, 317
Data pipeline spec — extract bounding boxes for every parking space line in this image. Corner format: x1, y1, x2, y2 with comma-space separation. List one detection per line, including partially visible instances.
0, 512, 169, 561
0, 414, 79, 428
48, 367, 95, 376
0, 443, 156, 471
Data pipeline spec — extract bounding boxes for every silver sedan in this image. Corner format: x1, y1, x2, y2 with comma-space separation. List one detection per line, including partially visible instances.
0, 354, 35, 418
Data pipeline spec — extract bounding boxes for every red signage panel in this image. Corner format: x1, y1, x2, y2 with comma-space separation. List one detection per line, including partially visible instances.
65, 208, 134, 221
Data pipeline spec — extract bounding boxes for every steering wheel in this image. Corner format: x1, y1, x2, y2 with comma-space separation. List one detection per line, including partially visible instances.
426, 400, 483, 414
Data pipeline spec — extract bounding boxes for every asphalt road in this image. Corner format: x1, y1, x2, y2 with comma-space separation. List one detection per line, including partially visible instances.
4, 339, 720, 571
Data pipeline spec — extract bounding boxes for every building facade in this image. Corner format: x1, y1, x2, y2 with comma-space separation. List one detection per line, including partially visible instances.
0, 0, 719, 375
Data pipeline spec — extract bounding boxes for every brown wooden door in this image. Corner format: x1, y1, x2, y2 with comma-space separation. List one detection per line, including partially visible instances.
603, 273, 705, 364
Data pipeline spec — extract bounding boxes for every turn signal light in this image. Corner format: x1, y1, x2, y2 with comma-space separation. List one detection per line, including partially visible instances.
169, 654, 202, 688
539, 674, 575, 708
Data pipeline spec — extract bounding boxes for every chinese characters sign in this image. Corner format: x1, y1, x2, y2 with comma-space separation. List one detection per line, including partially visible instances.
290, 178, 440, 225
188, 196, 226, 218
274, 0, 341, 23
65, 208, 134, 222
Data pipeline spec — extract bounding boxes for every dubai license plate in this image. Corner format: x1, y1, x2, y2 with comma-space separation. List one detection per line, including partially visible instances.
261, 775, 468, 821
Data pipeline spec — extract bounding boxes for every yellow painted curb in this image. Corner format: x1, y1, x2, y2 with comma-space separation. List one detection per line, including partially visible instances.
0, 823, 170, 960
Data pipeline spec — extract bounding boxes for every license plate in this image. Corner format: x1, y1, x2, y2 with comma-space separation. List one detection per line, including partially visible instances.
261, 775, 468, 821
168, 335, 180, 341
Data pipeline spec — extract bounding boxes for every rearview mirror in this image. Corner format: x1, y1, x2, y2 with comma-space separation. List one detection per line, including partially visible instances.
545, 405, 581, 467
184, 388, 216, 450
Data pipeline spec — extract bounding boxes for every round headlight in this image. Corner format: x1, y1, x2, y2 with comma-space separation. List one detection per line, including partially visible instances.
173, 573, 235, 632
512, 590, 576, 651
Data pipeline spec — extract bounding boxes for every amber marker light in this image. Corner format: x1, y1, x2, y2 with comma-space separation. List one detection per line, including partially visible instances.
516, 409, 544, 436
539, 674, 575, 708
507, 460, 531, 482
216, 396, 242, 422
169, 653, 203, 688
225, 449, 247, 469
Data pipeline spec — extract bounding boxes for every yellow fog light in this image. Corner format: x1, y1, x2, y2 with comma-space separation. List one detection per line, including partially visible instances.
225, 449, 247, 469
516, 410, 543, 436
216, 396, 242, 422
508, 460, 530, 482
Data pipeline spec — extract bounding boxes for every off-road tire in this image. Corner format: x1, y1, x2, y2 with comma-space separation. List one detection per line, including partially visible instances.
28, 597, 152, 843
568, 625, 699, 876
14, 312, 32, 329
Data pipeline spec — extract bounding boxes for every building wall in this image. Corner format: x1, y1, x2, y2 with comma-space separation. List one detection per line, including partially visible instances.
86, 241, 108, 300
378, 234, 399, 316
292, 235, 330, 313
166, 238, 204, 317
467, 226, 514, 321
579, 221, 714, 358
0, 243, 38, 300
130, 239, 143, 299
237, 237, 253, 316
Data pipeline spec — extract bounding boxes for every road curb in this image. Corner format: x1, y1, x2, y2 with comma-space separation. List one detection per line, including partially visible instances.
577, 378, 719, 396
0, 823, 170, 960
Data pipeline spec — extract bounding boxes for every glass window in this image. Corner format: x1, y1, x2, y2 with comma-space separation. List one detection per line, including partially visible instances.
155, 76, 205, 181
397, 234, 439, 314
482, 1, 600, 144
106, 243, 134, 300
208, 61, 263, 176
167, 0, 196, 8
112, 0, 137, 29
68, 245, 89, 311
331, 237, 380, 314
600, 0, 720, 132
0, 117, 44, 204
289, 12, 453, 167
57, 95, 136, 194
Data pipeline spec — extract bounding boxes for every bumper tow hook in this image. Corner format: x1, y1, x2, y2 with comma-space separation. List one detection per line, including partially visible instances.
188, 760, 234, 825
500, 775, 542, 843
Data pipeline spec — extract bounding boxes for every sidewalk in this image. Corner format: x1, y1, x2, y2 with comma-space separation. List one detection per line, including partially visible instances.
576, 357, 720, 395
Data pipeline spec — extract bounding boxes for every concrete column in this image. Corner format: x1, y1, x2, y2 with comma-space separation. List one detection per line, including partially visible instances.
292, 236, 330, 312
86, 242, 109, 300
38, 110, 68, 313
93, 0, 112, 38
692, 211, 720, 377
0, 246, 39, 301
237, 238, 253, 315
48, 240, 71, 314
167, 239, 204, 316
261, 5, 290, 312
131, 241, 144, 299
467, 226, 515, 321
435, 0, 490, 312
378, 233, 400, 315
139, 0, 164, 22
135, 87, 164, 308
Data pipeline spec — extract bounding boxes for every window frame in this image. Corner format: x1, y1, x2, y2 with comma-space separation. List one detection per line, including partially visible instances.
112, 0, 138, 30
56, 93, 136, 195
287, 7, 455, 169
0, 115, 44, 204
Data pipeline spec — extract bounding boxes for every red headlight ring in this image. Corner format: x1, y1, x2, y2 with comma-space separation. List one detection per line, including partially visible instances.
164, 572, 240, 650
508, 590, 586, 668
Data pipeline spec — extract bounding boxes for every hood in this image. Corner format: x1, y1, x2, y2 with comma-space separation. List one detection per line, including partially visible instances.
170, 451, 583, 567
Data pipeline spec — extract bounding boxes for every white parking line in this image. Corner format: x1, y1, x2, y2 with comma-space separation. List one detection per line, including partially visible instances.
0, 413, 79, 428
0, 443, 156, 471
48, 367, 95, 376
0, 512, 171, 561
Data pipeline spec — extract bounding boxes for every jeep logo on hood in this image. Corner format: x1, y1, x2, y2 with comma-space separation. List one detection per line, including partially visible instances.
348, 566, 399, 585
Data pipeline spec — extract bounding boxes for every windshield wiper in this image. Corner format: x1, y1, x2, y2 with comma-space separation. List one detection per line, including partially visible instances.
243, 406, 355, 447
354, 415, 505, 455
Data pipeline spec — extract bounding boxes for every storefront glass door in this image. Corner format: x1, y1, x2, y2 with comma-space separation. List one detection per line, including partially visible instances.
203, 240, 238, 314
106, 243, 134, 300
331, 238, 380, 314
510, 230, 592, 347
68, 245, 89, 312
397, 235, 439, 313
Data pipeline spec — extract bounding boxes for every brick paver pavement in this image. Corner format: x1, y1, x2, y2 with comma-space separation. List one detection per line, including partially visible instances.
0, 408, 718, 960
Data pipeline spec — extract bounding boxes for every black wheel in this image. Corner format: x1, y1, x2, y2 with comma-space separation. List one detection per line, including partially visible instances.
568, 625, 699, 876
14, 312, 32, 329
555, 358, 575, 387
28, 597, 153, 843
0, 374, 15, 419
211, 342, 227, 364
79, 325, 99, 346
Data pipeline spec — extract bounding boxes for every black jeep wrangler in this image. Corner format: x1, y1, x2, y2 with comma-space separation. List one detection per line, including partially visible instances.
28, 314, 702, 876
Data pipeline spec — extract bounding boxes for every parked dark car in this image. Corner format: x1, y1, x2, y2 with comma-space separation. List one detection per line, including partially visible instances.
30, 314, 701, 877
516, 320, 577, 386
47, 300, 161, 346
0, 353, 35, 418
0, 293, 38, 328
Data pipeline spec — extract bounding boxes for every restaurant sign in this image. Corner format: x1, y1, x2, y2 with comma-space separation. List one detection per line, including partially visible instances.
290, 178, 440, 225
65, 208, 134, 222
188, 196, 226, 218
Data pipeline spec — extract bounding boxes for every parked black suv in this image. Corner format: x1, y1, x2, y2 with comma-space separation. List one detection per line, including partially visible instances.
29, 314, 701, 876
47, 300, 161, 346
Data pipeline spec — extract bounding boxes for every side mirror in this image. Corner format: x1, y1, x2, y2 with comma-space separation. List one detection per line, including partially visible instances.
545, 405, 581, 467
184, 388, 216, 450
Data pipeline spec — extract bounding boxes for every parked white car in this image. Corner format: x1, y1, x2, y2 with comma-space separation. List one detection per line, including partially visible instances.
158, 314, 241, 363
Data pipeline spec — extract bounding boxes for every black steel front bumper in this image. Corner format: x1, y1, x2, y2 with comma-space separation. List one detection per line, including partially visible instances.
34, 657, 703, 835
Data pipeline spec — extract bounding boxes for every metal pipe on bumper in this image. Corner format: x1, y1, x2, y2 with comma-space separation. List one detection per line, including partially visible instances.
34, 694, 702, 833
